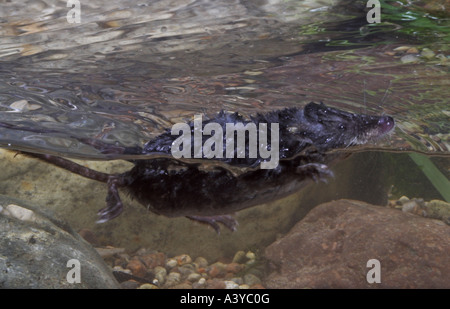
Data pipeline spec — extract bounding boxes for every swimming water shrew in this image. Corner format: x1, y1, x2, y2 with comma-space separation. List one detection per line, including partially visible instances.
2, 102, 395, 232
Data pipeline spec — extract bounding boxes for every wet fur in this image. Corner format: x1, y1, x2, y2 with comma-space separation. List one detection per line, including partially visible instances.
4, 102, 394, 232
143, 102, 394, 167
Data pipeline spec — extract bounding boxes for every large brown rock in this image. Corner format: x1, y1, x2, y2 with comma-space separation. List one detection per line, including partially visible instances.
264, 199, 450, 288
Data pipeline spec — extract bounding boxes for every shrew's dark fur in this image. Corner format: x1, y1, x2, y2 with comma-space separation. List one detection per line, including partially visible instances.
4, 102, 394, 232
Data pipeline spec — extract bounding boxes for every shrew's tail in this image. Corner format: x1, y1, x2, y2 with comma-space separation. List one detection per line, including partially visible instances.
22, 152, 113, 184
20, 151, 128, 223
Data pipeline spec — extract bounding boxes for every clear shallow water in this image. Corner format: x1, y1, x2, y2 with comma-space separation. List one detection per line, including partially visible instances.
0, 0, 449, 277
0, 0, 448, 159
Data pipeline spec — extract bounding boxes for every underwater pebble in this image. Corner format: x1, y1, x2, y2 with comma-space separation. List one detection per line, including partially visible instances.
425, 200, 450, 224
402, 199, 427, 217
401, 54, 420, 63
398, 196, 410, 204
126, 259, 147, 277
224, 280, 240, 289
244, 274, 261, 286
250, 284, 266, 289
2, 204, 38, 222
230, 277, 244, 285
178, 264, 196, 277
243, 70, 263, 76
208, 262, 226, 278
245, 251, 256, 260
232, 250, 246, 264
102, 248, 266, 289
167, 271, 181, 281
435, 54, 448, 62
114, 253, 131, 268
225, 262, 243, 274
171, 282, 193, 289
120, 280, 140, 289
165, 272, 181, 287
192, 277, 206, 289
246, 259, 256, 266
175, 254, 192, 265
10, 100, 41, 111
154, 266, 167, 284
406, 47, 419, 54
113, 265, 131, 274
393, 46, 411, 52
138, 283, 159, 289
197, 267, 206, 274
420, 48, 436, 59
141, 252, 166, 268
388, 197, 449, 226
166, 258, 177, 269
402, 200, 420, 213
194, 256, 208, 268
187, 273, 202, 282
206, 278, 226, 289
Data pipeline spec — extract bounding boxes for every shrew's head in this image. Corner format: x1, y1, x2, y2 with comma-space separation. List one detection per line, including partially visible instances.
289, 102, 395, 150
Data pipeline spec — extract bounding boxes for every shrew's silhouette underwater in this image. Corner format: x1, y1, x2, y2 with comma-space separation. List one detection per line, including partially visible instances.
1, 102, 394, 233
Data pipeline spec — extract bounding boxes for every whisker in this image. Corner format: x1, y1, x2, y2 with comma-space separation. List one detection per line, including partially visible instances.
363, 79, 367, 113
379, 80, 392, 114
345, 136, 358, 148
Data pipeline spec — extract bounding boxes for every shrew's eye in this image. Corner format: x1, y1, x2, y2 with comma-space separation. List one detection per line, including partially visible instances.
338, 124, 346, 130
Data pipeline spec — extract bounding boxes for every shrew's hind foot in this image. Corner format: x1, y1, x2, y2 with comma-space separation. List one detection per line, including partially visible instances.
296, 163, 335, 183
96, 177, 124, 223
186, 215, 239, 234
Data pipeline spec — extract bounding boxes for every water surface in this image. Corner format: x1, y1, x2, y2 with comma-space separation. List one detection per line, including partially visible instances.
0, 0, 448, 261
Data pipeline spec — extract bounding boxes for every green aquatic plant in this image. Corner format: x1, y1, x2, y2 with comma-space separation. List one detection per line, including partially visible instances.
374, 0, 450, 43
408, 153, 450, 203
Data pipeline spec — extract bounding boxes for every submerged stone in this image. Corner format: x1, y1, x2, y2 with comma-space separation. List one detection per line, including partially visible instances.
264, 199, 450, 288
0, 195, 119, 288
